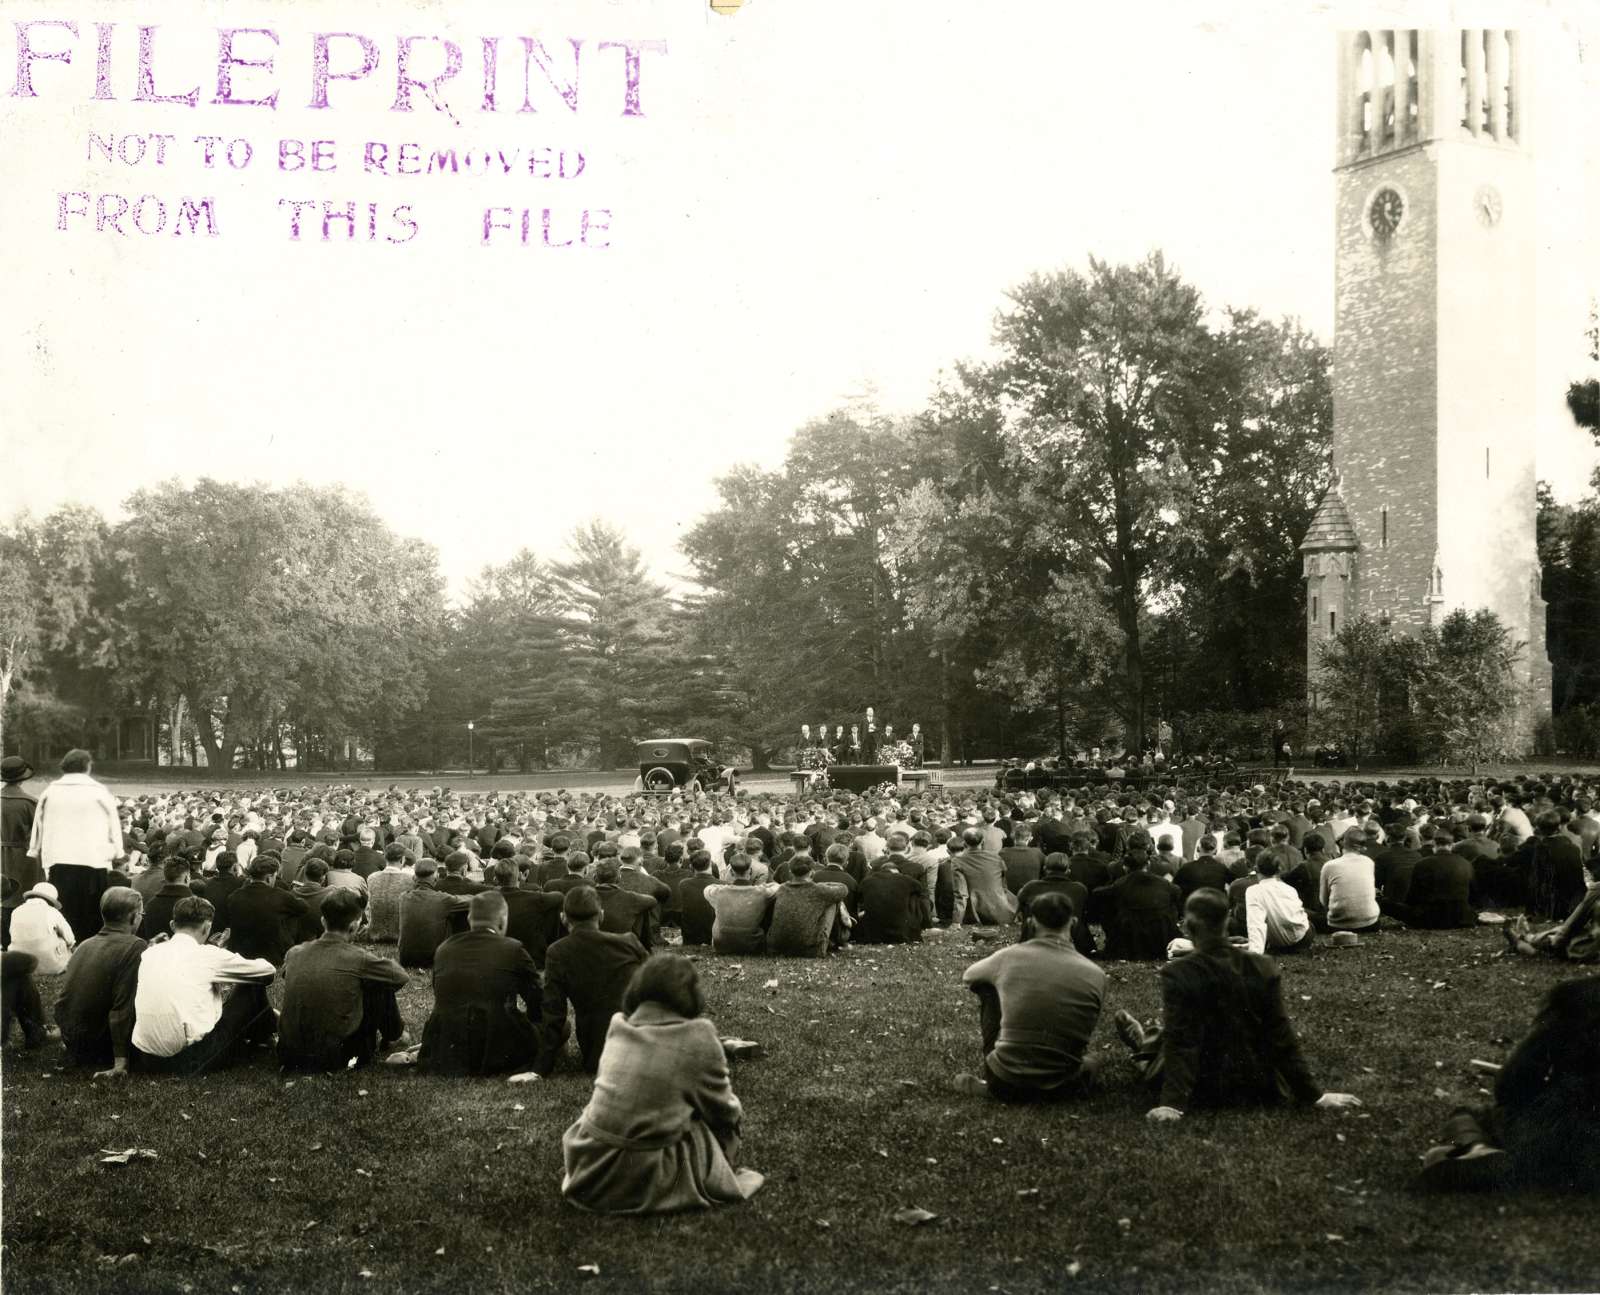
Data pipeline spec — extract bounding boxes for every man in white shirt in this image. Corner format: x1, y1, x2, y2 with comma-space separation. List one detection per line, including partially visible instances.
26, 749, 125, 943
1315, 829, 1381, 934
1245, 855, 1313, 955
132, 895, 276, 1075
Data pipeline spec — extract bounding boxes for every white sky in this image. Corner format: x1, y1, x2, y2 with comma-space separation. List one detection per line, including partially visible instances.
2, 0, 1596, 597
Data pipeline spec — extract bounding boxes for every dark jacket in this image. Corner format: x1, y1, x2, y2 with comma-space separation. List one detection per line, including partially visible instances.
1525, 834, 1587, 923
139, 882, 204, 941
1391, 850, 1476, 929
1174, 857, 1231, 902
1016, 875, 1094, 957
999, 846, 1046, 894
278, 935, 408, 1070
498, 885, 566, 969
352, 846, 387, 879
439, 874, 486, 897
595, 884, 658, 950
221, 880, 313, 967
856, 866, 930, 944
675, 873, 718, 945
55, 927, 147, 1065
813, 864, 859, 916
398, 882, 471, 968
201, 873, 246, 914
418, 929, 540, 1076
537, 926, 647, 1074
1089, 870, 1181, 960
2, 783, 42, 907
1153, 944, 1322, 1111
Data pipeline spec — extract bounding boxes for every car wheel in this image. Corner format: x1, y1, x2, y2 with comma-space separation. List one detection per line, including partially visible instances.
644, 767, 676, 792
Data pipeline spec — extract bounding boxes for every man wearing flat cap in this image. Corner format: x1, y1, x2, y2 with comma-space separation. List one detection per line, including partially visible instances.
2, 756, 40, 948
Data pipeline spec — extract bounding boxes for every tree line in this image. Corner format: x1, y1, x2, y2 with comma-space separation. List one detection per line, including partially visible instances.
3, 254, 1597, 770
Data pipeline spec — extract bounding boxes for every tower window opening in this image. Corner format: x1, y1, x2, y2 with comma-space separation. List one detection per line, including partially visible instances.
1313, 594, 1319, 621
1381, 507, 1388, 547
1486, 446, 1491, 478
1329, 610, 1337, 635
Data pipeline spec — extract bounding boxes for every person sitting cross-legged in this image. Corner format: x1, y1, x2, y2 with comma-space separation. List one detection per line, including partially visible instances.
416, 891, 539, 1077
561, 953, 764, 1214
130, 895, 277, 1076
278, 889, 411, 1073
1116, 889, 1361, 1121
1, 947, 51, 1052
765, 855, 849, 957
953, 892, 1106, 1102
538, 886, 648, 1076
55, 885, 147, 1076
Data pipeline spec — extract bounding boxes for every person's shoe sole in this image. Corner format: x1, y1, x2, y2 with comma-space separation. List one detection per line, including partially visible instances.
950, 1073, 988, 1097
1113, 1009, 1145, 1050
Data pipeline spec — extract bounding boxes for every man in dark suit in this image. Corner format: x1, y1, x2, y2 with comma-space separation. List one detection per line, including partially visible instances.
675, 852, 719, 945
1373, 829, 1422, 906
537, 886, 647, 1075
220, 857, 313, 967
616, 846, 671, 908
1088, 836, 1181, 960
543, 856, 591, 898
398, 860, 471, 969
438, 851, 485, 897
1174, 842, 1231, 902
139, 859, 205, 940
1018, 856, 1095, 957
417, 892, 540, 1077
488, 859, 565, 970
1066, 832, 1115, 893
351, 830, 386, 880
813, 851, 859, 919
1386, 832, 1477, 929
593, 862, 658, 949
1118, 889, 1361, 1121
200, 852, 247, 914
1000, 822, 1046, 894
856, 858, 931, 944
535, 834, 573, 885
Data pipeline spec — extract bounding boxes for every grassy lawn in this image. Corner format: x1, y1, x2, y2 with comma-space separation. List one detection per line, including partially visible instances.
3, 927, 1596, 1294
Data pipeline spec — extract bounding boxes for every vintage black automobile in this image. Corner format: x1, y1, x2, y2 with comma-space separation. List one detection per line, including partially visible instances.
636, 738, 736, 794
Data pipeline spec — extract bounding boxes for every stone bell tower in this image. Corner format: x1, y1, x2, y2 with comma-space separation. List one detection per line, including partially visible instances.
1303, 29, 1552, 742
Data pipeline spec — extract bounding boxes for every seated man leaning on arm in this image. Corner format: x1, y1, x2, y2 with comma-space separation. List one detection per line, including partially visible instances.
417, 890, 540, 1077
954, 892, 1105, 1102
278, 888, 410, 1073
1244, 853, 1314, 956
130, 896, 277, 1076
1115, 888, 1360, 1121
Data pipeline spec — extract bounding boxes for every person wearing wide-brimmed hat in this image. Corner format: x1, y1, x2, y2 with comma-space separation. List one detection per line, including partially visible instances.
1, 755, 40, 948
8, 881, 76, 975
25, 749, 125, 944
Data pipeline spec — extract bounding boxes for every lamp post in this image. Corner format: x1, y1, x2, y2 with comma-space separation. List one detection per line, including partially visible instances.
467, 720, 475, 778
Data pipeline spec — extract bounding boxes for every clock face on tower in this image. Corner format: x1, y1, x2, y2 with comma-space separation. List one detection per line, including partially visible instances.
1368, 187, 1404, 239
1475, 184, 1503, 227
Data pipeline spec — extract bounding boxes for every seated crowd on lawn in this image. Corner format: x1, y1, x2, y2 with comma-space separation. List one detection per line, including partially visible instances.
2, 751, 1598, 1206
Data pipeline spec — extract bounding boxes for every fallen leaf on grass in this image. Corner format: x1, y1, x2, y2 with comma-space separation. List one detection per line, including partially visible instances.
355, 1168, 372, 1178
813, 1219, 831, 1230
1016, 1188, 1040, 1200
309, 1143, 324, 1152
435, 1247, 445, 1256
506, 1072, 541, 1084
512, 1104, 526, 1112
1326, 1234, 1344, 1243
577, 1263, 601, 1276
1065, 1260, 1083, 1278
1116, 1218, 1132, 1231
1433, 1087, 1450, 1099
720, 1038, 763, 1059
762, 978, 779, 992
892, 1207, 938, 1226
98, 1147, 158, 1165
303, 1221, 319, 1231
357, 1270, 373, 1279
